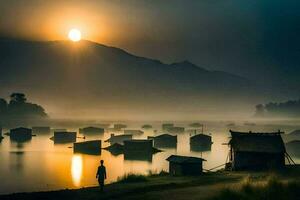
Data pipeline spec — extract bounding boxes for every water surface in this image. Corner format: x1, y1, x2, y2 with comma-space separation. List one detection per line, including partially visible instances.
0, 121, 299, 194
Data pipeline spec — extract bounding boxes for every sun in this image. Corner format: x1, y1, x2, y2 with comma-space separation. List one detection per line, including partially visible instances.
68, 28, 81, 42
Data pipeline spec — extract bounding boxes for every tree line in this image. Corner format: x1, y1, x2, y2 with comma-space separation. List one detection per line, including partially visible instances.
0, 93, 47, 120
255, 99, 300, 117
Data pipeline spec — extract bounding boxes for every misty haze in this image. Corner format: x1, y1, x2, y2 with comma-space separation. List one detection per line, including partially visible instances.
1, 1, 300, 200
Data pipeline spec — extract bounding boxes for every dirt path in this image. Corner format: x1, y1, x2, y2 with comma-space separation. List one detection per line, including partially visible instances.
0, 174, 243, 200
118, 182, 236, 200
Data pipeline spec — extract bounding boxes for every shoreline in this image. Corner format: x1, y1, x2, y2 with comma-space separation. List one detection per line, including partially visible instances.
0, 172, 241, 200
1, 167, 300, 200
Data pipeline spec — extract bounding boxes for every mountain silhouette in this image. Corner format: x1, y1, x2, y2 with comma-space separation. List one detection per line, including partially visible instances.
0, 38, 264, 117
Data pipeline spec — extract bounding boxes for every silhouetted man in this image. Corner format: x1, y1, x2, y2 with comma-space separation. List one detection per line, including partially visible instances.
96, 160, 107, 191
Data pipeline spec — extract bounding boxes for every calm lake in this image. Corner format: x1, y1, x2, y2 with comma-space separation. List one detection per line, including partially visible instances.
0, 120, 300, 194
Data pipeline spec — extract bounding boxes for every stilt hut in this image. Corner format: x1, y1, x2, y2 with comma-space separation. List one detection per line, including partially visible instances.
190, 134, 212, 152
228, 130, 286, 170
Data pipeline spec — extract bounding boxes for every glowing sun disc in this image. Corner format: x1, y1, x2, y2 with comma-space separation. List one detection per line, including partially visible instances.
68, 29, 81, 42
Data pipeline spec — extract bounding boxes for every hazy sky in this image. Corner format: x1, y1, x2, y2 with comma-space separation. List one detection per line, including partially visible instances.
0, 0, 299, 75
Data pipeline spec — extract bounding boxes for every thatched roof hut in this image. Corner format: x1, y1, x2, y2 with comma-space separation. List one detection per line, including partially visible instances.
228, 130, 286, 170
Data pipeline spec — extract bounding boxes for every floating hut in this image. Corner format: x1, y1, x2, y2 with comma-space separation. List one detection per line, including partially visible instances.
166, 155, 206, 176
114, 124, 127, 130
166, 127, 185, 134
124, 139, 154, 161
228, 130, 287, 170
105, 134, 133, 145
148, 134, 177, 148
53, 131, 77, 143
10, 127, 32, 142
189, 123, 203, 128
74, 140, 101, 155
103, 143, 124, 156
142, 124, 153, 129
32, 126, 51, 134
52, 128, 67, 133
190, 134, 213, 152
162, 123, 174, 131
79, 127, 104, 135
124, 129, 144, 135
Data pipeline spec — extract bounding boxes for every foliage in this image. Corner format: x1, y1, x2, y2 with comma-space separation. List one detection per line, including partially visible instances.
117, 170, 169, 183
117, 173, 148, 183
0, 93, 47, 119
255, 99, 300, 117
211, 178, 300, 200
148, 170, 169, 177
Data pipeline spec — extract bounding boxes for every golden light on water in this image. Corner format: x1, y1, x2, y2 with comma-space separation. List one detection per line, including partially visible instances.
71, 155, 83, 187
68, 28, 81, 42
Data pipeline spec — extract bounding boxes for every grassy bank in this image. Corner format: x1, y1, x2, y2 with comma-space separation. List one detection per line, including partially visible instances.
1, 167, 300, 200
212, 178, 300, 200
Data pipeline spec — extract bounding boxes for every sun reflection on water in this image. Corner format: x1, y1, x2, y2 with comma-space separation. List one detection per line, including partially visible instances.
71, 155, 82, 187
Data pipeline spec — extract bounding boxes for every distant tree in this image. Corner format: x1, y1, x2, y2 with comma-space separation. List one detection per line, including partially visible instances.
4, 93, 48, 119
256, 98, 300, 117
9, 93, 27, 104
21, 102, 47, 118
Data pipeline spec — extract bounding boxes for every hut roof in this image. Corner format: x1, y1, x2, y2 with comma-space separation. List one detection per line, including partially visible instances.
124, 139, 150, 143
112, 134, 132, 138
155, 134, 176, 139
190, 134, 211, 139
166, 155, 206, 163
229, 130, 285, 153
11, 127, 31, 132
